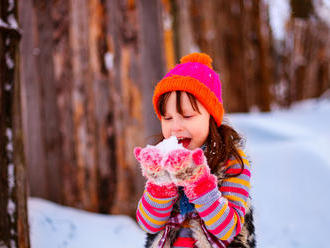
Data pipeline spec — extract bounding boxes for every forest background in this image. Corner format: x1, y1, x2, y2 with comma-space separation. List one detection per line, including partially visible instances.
1, 0, 329, 247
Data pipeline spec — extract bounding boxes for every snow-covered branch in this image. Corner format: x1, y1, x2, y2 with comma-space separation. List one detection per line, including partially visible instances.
0, 17, 21, 36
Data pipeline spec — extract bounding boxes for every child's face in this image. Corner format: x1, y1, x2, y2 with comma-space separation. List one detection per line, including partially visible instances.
161, 91, 210, 150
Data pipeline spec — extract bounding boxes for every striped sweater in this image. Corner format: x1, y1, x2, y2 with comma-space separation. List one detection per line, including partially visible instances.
136, 150, 251, 247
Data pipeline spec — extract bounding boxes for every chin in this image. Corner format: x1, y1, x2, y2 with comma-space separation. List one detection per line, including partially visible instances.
187, 144, 196, 150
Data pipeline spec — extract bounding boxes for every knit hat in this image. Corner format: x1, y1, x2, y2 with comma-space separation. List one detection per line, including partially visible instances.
153, 52, 224, 126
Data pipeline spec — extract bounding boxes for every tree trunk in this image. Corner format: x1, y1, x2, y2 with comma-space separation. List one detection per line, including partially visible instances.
18, 0, 168, 216
0, 0, 30, 247
19, 0, 63, 203
171, 0, 274, 113
162, 0, 176, 70
279, 0, 330, 105
175, 0, 199, 57
137, 0, 166, 140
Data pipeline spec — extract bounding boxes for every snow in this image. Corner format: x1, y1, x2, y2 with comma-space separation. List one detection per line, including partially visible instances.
7, 14, 18, 29
265, 0, 291, 40
6, 141, 13, 153
163, 11, 173, 31
0, 18, 9, 28
148, 135, 183, 155
6, 128, 13, 140
4, 83, 12, 91
266, 0, 330, 39
8, 0, 14, 12
8, 163, 15, 192
104, 52, 114, 70
29, 198, 145, 248
7, 199, 16, 222
28, 97, 330, 247
314, 0, 330, 26
5, 52, 14, 69
229, 97, 330, 248
0, 15, 18, 31
10, 240, 16, 248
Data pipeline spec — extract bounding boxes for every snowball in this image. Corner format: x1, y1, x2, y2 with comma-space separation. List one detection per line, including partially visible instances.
147, 136, 184, 155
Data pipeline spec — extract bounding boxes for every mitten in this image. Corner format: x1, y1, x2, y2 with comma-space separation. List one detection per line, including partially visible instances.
134, 146, 177, 198
164, 148, 217, 199
134, 146, 172, 185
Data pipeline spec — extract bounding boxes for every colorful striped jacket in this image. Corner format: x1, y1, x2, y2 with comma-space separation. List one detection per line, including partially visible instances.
136, 150, 255, 248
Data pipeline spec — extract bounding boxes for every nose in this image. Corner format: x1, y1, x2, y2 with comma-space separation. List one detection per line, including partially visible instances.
170, 118, 184, 135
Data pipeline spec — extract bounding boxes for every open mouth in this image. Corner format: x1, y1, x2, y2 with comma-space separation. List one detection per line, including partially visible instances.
178, 137, 191, 148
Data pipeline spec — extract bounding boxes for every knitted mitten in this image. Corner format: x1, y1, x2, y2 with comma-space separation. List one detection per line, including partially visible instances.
163, 148, 217, 199
134, 146, 177, 198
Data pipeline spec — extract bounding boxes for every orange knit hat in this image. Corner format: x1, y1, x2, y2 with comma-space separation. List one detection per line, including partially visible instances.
153, 53, 224, 126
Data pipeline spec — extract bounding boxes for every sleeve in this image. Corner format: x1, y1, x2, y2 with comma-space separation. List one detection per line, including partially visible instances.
136, 181, 178, 234
187, 150, 251, 241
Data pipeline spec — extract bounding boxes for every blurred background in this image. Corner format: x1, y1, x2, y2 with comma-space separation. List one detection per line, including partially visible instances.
1, 0, 329, 247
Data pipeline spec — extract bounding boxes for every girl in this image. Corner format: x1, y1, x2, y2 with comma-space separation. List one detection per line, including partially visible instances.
134, 53, 255, 248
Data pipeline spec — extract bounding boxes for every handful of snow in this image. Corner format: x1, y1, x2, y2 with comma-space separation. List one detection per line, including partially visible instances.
147, 136, 184, 156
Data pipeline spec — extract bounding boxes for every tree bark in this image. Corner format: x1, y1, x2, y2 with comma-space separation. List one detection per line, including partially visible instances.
0, 0, 30, 247
278, 1, 330, 105
19, 0, 63, 203
137, 0, 166, 140
172, 0, 274, 112
19, 0, 165, 216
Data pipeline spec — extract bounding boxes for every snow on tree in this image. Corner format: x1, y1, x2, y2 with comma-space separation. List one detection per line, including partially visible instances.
0, 0, 30, 247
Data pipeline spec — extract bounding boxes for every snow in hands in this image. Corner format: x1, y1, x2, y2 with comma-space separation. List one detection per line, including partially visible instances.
134, 136, 185, 184
134, 136, 207, 186
149, 136, 184, 155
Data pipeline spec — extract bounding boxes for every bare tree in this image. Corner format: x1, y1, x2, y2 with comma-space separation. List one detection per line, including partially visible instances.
0, 0, 30, 247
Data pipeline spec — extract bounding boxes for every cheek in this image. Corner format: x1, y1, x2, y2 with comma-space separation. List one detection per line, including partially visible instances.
192, 119, 209, 140
161, 121, 170, 138
194, 127, 209, 140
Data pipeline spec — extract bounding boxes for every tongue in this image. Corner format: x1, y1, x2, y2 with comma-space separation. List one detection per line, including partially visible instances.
179, 138, 191, 148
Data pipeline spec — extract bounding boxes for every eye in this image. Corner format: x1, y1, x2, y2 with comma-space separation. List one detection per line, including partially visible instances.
163, 116, 172, 121
183, 115, 193, 119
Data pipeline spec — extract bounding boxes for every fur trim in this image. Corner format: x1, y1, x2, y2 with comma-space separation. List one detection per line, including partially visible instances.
227, 202, 256, 248
146, 227, 177, 248
190, 219, 212, 248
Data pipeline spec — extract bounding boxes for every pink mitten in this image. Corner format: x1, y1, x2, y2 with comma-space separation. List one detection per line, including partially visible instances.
134, 146, 172, 185
164, 148, 217, 199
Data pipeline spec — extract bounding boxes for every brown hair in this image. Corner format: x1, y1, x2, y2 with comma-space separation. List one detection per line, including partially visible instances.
157, 91, 245, 178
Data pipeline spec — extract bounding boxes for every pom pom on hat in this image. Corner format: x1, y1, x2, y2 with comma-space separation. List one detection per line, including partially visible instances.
180, 52, 213, 69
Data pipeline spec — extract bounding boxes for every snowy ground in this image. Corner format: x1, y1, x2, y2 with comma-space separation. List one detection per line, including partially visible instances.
28, 199, 145, 248
29, 98, 330, 248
